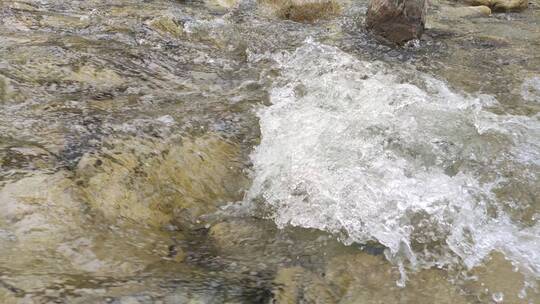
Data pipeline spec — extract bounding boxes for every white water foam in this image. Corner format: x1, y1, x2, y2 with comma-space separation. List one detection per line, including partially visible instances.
522, 76, 540, 103
247, 40, 540, 282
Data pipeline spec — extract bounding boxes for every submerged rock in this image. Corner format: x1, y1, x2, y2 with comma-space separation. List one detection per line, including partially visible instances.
0, 173, 173, 278
208, 218, 282, 267
259, 0, 341, 23
206, 0, 240, 9
0, 76, 15, 104
0, 77, 6, 103
76, 134, 248, 228
272, 267, 336, 304
464, 253, 540, 303
490, 0, 528, 11
463, 0, 491, 5
324, 253, 469, 303
521, 76, 540, 102
366, 0, 426, 44
442, 5, 492, 18
461, 0, 527, 11
0, 288, 19, 304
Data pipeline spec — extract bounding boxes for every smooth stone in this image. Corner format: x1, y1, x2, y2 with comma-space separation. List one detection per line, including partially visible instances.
490, 0, 528, 11
366, 0, 426, 44
324, 253, 469, 303
443, 5, 492, 18
76, 134, 248, 228
258, 0, 341, 23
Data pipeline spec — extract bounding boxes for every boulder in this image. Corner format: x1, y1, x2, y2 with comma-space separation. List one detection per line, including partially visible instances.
366, 0, 426, 44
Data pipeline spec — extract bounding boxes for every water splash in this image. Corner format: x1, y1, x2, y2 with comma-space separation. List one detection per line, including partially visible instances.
247, 40, 540, 282
522, 76, 540, 103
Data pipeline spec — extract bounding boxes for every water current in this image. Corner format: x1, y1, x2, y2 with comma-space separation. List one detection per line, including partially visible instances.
0, 0, 539, 303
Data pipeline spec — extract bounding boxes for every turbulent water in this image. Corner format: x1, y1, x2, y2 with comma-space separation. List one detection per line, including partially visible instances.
247, 39, 540, 284
1, 0, 540, 303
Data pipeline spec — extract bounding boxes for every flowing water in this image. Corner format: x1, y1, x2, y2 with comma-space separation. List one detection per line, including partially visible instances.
0, 0, 539, 303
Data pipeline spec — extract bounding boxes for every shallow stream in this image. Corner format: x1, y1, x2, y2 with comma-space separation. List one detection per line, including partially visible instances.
0, 0, 539, 303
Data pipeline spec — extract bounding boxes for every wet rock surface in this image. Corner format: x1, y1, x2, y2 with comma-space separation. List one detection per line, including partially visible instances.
366, 0, 426, 44
75, 134, 248, 228
324, 253, 470, 304
492, 0, 528, 11
442, 5, 492, 18
272, 266, 336, 303
462, 0, 528, 11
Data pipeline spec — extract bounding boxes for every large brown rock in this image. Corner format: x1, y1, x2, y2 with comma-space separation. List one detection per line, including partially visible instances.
366, 0, 426, 44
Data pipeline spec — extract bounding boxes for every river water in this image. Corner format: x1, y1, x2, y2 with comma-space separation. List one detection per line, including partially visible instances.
0, 0, 539, 303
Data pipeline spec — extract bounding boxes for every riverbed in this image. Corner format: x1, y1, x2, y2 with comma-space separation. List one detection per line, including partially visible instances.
0, 0, 539, 303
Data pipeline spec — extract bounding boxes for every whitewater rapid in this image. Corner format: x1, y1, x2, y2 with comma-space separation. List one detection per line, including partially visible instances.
246, 40, 540, 284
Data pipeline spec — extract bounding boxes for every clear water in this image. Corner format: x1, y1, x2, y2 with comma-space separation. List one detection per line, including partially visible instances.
0, 0, 539, 303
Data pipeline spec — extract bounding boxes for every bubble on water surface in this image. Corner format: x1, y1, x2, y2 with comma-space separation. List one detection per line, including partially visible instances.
247, 40, 540, 282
